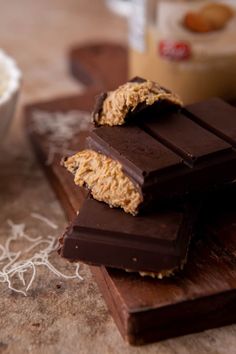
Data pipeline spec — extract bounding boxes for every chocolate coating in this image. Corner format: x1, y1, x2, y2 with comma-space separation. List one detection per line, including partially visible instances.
59, 197, 197, 274
92, 92, 107, 124
88, 97, 236, 210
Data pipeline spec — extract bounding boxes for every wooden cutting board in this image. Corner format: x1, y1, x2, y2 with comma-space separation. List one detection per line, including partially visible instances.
69, 43, 128, 91
24, 43, 236, 345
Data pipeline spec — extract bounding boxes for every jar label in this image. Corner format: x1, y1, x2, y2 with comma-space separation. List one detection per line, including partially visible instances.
159, 40, 191, 61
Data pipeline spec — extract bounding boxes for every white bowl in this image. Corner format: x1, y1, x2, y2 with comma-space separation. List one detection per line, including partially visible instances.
0, 50, 21, 142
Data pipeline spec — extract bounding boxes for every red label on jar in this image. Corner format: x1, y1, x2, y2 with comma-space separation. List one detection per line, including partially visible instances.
159, 40, 191, 61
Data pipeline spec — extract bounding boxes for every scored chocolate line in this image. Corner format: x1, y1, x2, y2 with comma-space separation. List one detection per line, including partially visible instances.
139, 112, 231, 167
88, 98, 236, 194
89, 121, 234, 183
184, 98, 236, 148
184, 110, 236, 148
88, 126, 184, 178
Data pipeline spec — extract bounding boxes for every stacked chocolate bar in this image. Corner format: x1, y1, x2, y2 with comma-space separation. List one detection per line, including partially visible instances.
59, 77, 236, 278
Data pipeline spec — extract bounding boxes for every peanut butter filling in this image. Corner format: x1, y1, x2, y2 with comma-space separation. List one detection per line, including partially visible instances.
93, 80, 183, 126
126, 259, 186, 279
64, 150, 143, 215
139, 262, 185, 279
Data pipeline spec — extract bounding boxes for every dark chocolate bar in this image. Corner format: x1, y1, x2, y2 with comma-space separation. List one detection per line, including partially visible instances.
86, 97, 236, 212
59, 197, 197, 276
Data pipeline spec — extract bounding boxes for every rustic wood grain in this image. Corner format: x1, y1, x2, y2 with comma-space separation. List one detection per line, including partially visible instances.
25, 90, 236, 345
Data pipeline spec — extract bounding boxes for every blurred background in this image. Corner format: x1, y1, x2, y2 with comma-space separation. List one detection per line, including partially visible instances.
0, 0, 127, 141
0, 1, 236, 353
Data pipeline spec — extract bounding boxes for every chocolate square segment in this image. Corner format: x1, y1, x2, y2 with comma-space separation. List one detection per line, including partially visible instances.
60, 198, 195, 275
185, 97, 236, 147
142, 110, 230, 164
87, 98, 236, 209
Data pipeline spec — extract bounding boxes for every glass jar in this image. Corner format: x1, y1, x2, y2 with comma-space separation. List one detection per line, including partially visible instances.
128, 0, 236, 104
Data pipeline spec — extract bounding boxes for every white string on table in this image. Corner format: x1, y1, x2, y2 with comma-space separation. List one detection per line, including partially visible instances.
0, 214, 82, 296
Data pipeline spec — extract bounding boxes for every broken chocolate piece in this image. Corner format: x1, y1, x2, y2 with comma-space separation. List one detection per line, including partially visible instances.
65, 98, 236, 214
90, 98, 236, 211
64, 149, 142, 215
59, 197, 197, 276
92, 77, 183, 126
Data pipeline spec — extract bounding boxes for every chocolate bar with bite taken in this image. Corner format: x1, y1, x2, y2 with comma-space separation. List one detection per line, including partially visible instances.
65, 97, 236, 215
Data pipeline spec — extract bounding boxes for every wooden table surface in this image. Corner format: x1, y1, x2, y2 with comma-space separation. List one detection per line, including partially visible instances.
0, 1, 236, 353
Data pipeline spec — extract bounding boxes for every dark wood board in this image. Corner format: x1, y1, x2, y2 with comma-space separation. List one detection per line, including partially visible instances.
25, 91, 236, 345
69, 43, 128, 90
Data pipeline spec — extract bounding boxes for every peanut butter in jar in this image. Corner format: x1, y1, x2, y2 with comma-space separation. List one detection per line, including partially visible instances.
128, 0, 236, 104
